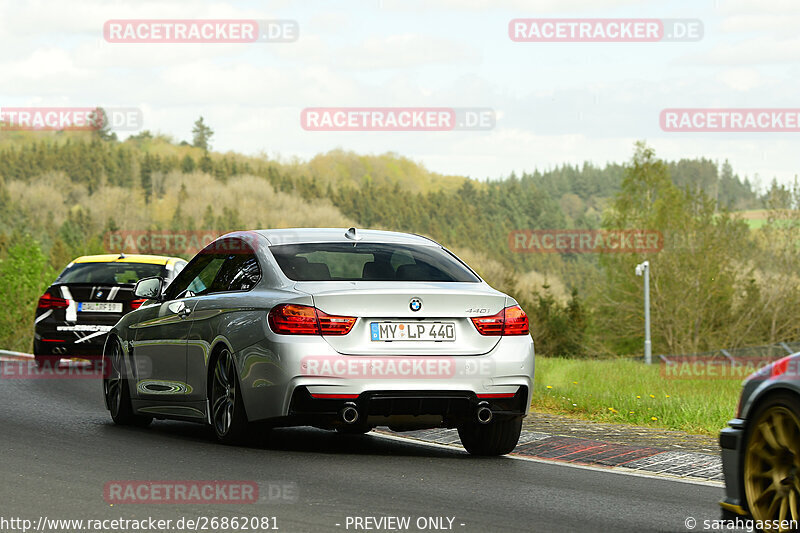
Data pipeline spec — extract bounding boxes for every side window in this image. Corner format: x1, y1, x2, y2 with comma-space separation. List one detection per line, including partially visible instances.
209, 248, 261, 293
164, 254, 218, 300
186, 257, 227, 295
164, 239, 261, 299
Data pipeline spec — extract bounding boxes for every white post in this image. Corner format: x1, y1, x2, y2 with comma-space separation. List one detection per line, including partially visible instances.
635, 261, 652, 364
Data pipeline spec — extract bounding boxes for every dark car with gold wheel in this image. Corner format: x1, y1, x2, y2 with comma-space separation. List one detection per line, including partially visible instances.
720, 354, 800, 529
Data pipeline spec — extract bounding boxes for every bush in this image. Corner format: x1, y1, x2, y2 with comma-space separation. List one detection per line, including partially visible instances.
0, 238, 57, 352
520, 287, 587, 357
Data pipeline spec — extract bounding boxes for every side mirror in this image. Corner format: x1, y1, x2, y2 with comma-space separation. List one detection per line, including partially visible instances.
133, 277, 164, 301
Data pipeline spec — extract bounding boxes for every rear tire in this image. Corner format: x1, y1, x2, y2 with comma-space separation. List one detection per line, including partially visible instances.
458, 416, 523, 456
210, 348, 249, 445
103, 338, 152, 427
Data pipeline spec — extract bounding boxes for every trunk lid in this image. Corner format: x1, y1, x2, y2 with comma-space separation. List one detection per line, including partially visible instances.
295, 281, 507, 356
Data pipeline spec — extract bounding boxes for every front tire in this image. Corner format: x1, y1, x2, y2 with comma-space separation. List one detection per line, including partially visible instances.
743, 393, 800, 528
103, 338, 152, 427
210, 348, 249, 445
458, 416, 523, 456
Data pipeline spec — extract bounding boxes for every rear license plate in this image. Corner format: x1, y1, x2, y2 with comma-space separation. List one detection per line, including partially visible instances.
370, 322, 456, 341
77, 302, 122, 313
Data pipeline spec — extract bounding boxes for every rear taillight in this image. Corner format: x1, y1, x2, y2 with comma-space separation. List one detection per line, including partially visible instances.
317, 309, 357, 335
37, 292, 69, 309
130, 299, 146, 310
269, 304, 318, 335
268, 304, 356, 336
471, 305, 529, 336
471, 310, 505, 335
503, 305, 529, 335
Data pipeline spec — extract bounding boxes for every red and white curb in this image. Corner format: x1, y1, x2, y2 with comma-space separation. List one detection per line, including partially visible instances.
377, 428, 723, 486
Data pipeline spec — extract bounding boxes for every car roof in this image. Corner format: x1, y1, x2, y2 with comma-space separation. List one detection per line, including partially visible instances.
251, 228, 440, 247
72, 254, 185, 266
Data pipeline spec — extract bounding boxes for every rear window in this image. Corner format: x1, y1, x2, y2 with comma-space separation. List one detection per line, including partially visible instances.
270, 243, 480, 282
56, 262, 165, 285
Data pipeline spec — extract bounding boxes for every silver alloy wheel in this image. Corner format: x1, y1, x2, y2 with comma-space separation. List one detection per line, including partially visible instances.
212, 349, 236, 436
104, 340, 123, 416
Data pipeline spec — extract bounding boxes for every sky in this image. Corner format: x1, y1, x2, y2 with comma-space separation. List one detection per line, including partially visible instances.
1, 0, 798, 187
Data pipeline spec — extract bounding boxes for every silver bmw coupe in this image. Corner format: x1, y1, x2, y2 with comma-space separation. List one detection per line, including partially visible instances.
103, 228, 535, 455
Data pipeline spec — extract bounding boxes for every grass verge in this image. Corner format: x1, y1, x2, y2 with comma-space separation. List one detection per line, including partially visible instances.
532, 356, 742, 436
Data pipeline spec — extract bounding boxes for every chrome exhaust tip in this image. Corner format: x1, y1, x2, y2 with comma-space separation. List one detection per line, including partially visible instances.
340, 402, 359, 424
476, 401, 493, 424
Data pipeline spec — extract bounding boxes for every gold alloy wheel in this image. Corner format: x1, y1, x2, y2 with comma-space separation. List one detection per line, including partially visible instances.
744, 404, 800, 531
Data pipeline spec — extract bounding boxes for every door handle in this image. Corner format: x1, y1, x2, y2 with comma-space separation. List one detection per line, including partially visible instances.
167, 301, 192, 318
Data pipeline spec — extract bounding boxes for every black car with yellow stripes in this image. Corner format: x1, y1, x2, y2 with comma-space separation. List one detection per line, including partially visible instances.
34, 254, 187, 366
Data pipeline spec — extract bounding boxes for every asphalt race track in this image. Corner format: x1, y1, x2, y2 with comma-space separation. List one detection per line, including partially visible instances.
0, 360, 728, 533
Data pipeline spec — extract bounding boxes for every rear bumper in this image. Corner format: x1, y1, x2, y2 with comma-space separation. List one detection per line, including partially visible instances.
34, 324, 112, 357
236, 333, 535, 425
33, 335, 106, 358
286, 386, 528, 429
719, 419, 748, 517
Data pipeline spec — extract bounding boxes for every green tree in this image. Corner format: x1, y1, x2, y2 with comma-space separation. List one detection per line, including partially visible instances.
181, 154, 196, 173
202, 205, 215, 230
596, 142, 752, 355
58, 207, 105, 257
88, 107, 118, 142
170, 204, 184, 231
0, 175, 9, 214
192, 116, 214, 151
140, 153, 155, 203
199, 152, 213, 174
49, 238, 73, 270
748, 178, 800, 343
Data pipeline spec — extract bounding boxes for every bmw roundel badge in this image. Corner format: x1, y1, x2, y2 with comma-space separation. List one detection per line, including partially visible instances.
409, 298, 422, 312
